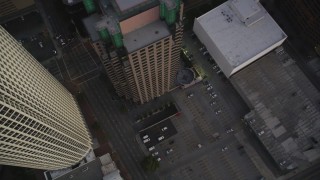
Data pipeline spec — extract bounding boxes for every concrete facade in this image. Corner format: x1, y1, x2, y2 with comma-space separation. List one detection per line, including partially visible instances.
0, 26, 92, 170
97, 0, 184, 104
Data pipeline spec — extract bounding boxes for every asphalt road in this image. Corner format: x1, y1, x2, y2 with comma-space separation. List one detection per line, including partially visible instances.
81, 78, 157, 180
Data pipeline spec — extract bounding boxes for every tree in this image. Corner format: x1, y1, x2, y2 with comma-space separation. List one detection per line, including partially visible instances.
140, 156, 159, 172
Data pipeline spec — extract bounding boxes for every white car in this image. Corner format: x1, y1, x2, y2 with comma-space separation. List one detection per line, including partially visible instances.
38, 41, 44, 48
215, 109, 222, 114
158, 136, 165, 141
226, 128, 234, 134
148, 146, 155, 151
212, 65, 218, 70
210, 101, 216, 106
210, 94, 217, 98
216, 70, 222, 74
157, 157, 161, 162
222, 146, 228, 152
161, 127, 168, 131
258, 130, 265, 136
166, 148, 173, 154
143, 135, 149, 139
198, 144, 202, 148
151, 152, 159, 157
203, 51, 209, 55
187, 93, 194, 98
207, 86, 213, 91
143, 138, 150, 143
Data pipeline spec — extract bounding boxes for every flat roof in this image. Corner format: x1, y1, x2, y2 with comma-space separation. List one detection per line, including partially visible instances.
230, 50, 320, 170
193, 0, 287, 76
123, 20, 170, 53
54, 159, 103, 180
115, 0, 148, 12
82, 14, 101, 42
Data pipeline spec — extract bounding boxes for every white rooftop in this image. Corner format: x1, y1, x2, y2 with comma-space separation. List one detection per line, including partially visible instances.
193, 0, 287, 77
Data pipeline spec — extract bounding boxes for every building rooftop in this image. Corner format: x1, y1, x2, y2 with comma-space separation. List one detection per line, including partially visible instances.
123, 20, 170, 53
193, 0, 287, 76
115, 0, 148, 12
54, 159, 103, 180
82, 13, 101, 42
230, 50, 320, 170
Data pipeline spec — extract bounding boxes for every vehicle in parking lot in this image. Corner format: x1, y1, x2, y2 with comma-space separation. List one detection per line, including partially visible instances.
151, 152, 159, 156
222, 146, 228, 152
166, 148, 173, 154
161, 127, 168, 131
187, 93, 194, 98
158, 136, 165, 141
148, 146, 155, 151
226, 128, 234, 133
143, 138, 150, 143
199, 46, 206, 52
143, 135, 149, 139
258, 130, 265, 136
210, 93, 217, 98
215, 109, 222, 114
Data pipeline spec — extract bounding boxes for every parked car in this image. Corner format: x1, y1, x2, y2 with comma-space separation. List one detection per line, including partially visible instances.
143, 135, 149, 139
157, 157, 161, 162
187, 93, 194, 98
222, 146, 228, 152
148, 146, 155, 151
161, 127, 168, 131
151, 152, 159, 157
38, 41, 43, 48
158, 136, 165, 141
166, 148, 173, 154
143, 138, 150, 143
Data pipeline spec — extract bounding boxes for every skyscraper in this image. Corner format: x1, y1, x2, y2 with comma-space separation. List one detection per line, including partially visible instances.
0, 26, 92, 170
83, 0, 184, 104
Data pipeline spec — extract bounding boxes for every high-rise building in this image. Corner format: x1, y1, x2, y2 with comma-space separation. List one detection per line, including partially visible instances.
83, 0, 184, 104
0, 26, 92, 170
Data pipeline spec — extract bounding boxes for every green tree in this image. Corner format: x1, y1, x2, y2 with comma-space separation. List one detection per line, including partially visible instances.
140, 156, 160, 172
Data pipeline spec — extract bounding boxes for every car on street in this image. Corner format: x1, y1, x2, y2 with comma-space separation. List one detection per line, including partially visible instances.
151, 152, 159, 156
166, 148, 173, 154
161, 127, 168, 131
157, 157, 161, 162
143, 135, 149, 139
222, 146, 228, 152
212, 65, 218, 70
52, 49, 57, 55
187, 93, 194, 98
207, 86, 213, 91
148, 146, 155, 151
198, 144, 202, 148
38, 41, 44, 48
216, 69, 222, 74
158, 136, 165, 141
143, 138, 150, 143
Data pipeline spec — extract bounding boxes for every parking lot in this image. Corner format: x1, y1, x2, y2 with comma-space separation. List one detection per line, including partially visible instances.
2, 12, 56, 62
131, 30, 263, 179
139, 119, 177, 149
